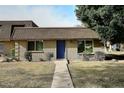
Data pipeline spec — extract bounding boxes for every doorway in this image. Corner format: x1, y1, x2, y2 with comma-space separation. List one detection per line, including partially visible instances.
56, 40, 65, 59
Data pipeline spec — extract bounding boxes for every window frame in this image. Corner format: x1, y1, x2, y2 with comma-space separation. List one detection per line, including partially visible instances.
27, 40, 43, 52
77, 40, 94, 53
36, 41, 43, 51
77, 40, 85, 53
85, 40, 94, 53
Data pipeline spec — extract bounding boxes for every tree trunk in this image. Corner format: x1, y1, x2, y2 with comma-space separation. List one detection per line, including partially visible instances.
107, 41, 112, 52
109, 44, 112, 52
104, 41, 112, 52
104, 41, 107, 52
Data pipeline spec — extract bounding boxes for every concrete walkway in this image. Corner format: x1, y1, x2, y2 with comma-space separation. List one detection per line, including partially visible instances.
51, 60, 74, 88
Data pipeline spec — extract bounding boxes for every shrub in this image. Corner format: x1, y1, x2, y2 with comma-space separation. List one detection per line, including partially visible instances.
11, 48, 15, 59
47, 52, 54, 61
24, 52, 32, 62
94, 51, 105, 61
82, 54, 94, 61
85, 46, 93, 54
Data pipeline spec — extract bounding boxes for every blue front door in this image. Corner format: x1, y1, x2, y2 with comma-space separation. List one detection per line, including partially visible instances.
57, 40, 65, 59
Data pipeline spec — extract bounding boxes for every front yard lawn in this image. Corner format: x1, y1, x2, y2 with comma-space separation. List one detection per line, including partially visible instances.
0, 62, 55, 88
69, 62, 124, 88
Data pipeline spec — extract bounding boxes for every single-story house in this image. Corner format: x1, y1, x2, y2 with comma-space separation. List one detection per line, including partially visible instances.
0, 20, 105, 61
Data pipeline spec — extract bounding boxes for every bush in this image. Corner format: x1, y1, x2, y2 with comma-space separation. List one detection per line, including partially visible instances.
11, 48, 15, 59
83, 54, 94, 61
85, 46, 93, 54
46, 52, 54, 61
24, 52, 32, 62
94, 51, 105, 61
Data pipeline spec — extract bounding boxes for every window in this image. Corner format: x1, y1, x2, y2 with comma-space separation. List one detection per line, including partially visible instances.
28, 41, 43, 51
36, 41, 43, 51
78, 41, 85, 53
85, 41, 93, 53
28, 41, 35, 51
78, 40, 93, 53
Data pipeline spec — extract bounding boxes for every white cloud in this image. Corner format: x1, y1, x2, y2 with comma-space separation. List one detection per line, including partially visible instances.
0, 6, 81, 27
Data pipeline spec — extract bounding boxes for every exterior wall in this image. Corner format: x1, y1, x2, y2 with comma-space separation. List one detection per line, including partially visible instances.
31, 52, 44, 61
43, 40, 56, 60
31, 40, 56, 61
0, 41, 27, 61
0, 41, 14, 55
0, 39, 104, 61
18, 41, 27, 61
93, 39, 104, 53
66, 40, 78, 59
17, 40, 56, 61
65, 39, 105, 60
30, 40, 56, 61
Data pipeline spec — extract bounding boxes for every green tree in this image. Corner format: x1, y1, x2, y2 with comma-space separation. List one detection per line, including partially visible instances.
75, 5, 124, 51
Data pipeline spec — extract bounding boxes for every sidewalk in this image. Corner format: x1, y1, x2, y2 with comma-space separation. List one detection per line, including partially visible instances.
51, 60, 74, 88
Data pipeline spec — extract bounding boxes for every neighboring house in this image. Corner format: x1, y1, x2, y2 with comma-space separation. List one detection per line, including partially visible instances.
0, 21, 105, 61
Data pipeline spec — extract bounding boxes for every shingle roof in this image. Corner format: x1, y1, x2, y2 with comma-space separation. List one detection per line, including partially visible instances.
0, 29, 10, 41
0, 20, 38, 41
13, 27, 99, 40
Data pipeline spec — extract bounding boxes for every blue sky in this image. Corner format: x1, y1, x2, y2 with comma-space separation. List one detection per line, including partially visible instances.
0, 5, 81, 27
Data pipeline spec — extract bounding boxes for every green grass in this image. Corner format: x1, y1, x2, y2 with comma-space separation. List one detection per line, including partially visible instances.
69, 62, 124, 88
0, 62, 55, 88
